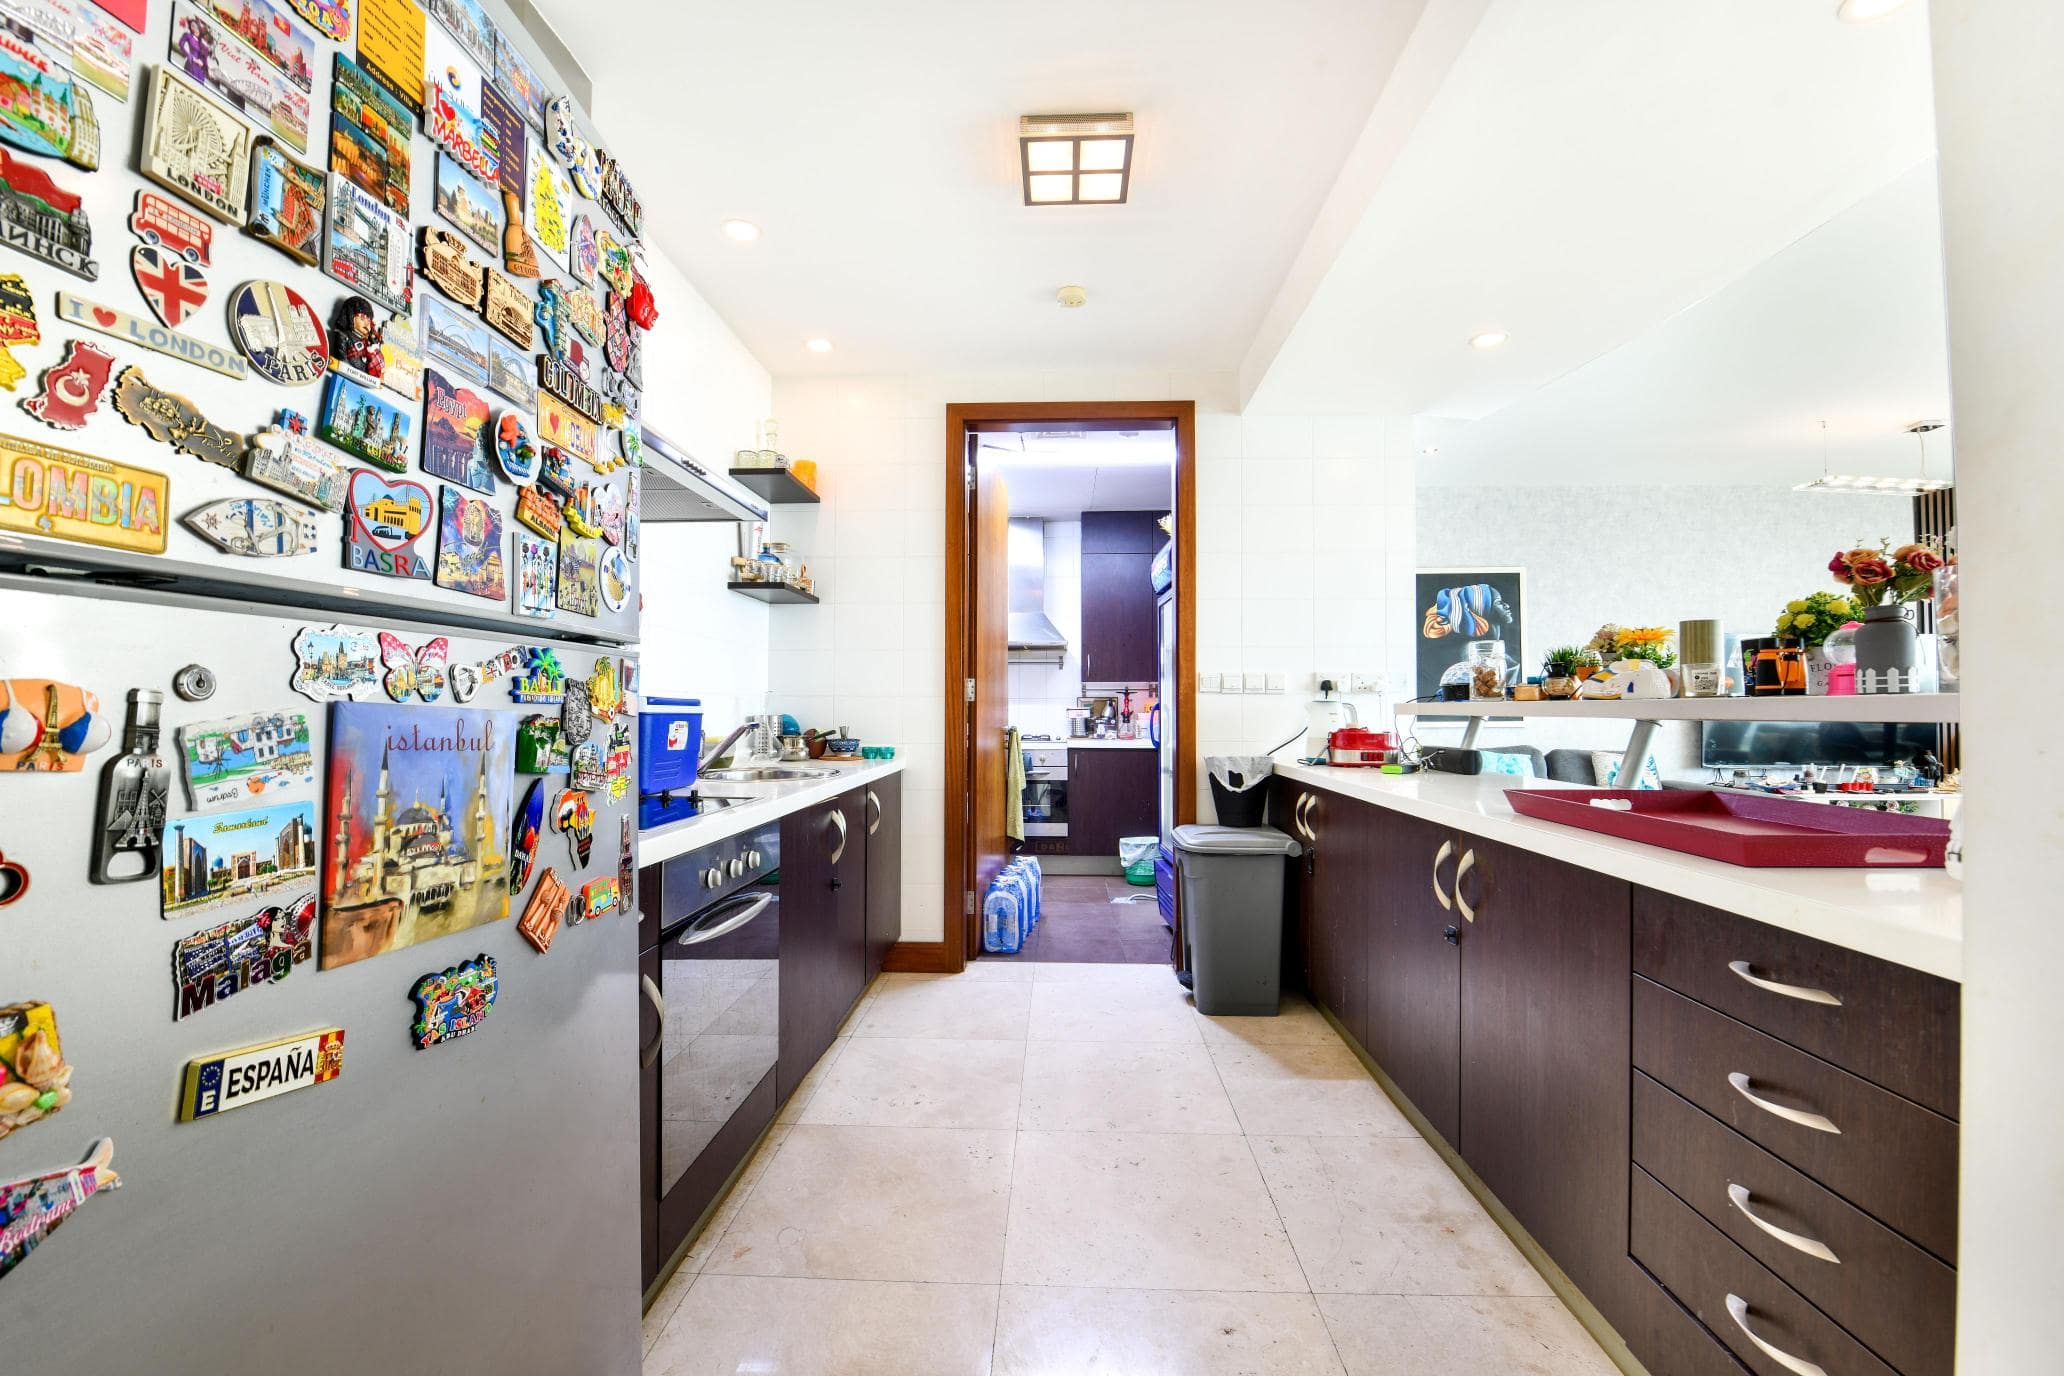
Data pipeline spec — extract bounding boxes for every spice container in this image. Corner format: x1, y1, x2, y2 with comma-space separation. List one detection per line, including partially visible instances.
1677, 619, 1725, 698
1776, 637, 1808, 695
1444, 639, 1513, 702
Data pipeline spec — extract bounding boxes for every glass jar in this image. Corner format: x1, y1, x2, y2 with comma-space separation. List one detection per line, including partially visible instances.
1455, 639, 1514, 701
1934, 561, 1959, 689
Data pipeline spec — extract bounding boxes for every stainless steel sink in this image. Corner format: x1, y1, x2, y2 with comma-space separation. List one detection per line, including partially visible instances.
699, 765, 836, 782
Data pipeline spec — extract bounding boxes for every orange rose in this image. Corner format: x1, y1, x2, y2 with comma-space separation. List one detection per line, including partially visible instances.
1849, 556, 1894, 585
1894, 543, 1945, 573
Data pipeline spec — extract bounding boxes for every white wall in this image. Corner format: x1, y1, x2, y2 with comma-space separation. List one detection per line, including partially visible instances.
1930, 3, 2064, 1368
765, 372, 1412, 943
1007, 520, 1083, 739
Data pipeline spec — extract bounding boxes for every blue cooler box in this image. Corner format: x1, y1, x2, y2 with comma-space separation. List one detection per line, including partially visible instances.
638, 697, 704, 828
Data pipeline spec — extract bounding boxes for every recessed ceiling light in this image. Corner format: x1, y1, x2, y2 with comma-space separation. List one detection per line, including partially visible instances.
1056, 285, 1087, 308
1469, 330, 1509, 350
720, 219, 761, 242
1019, 114, 1135, 206
1835, 0, 1911, 21
805, 338, 833, 353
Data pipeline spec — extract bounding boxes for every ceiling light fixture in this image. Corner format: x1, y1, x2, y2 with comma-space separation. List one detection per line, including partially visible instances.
720, 218, 761, 242
1020, 113, 1135, 206
1835, 0, 1912, 21
1795, 418, 1953, 495
805, 338, 833, 353
1056, 285, 1087, 309
1469, 330, 1509, 350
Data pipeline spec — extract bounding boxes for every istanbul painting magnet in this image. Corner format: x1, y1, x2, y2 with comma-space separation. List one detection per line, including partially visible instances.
321, 702, 513, 970
289, 625, 379, 703
343, 467, 434, 581
434, 485, 507, 601
409, 953, 498, 1049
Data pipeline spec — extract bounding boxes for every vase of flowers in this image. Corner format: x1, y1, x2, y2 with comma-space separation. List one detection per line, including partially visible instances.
1774, 591, 1858, 694
1828, 541, 1944, 694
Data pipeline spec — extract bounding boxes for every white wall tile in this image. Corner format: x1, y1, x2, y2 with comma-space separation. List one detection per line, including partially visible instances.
1242, 414, 1316, 459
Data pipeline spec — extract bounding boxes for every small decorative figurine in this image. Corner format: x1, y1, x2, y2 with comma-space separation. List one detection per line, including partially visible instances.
328, 296, 386, 384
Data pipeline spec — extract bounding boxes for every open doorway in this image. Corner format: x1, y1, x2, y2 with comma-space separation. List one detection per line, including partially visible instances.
943, 402, 1197, 970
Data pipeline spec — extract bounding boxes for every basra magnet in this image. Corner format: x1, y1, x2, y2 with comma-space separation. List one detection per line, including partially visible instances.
377, 632, 449, 703
510, 777, 544, 893
0, 1001, 73, 1142
172, 893, 317, 1021
0, 271, 35, 390
90, 691, 170, 884
131, 247, 209, 328
183, 499, 319, 557
409, 954, 498, 1050
244, 412, 348, 511
0, 149, 96, 280
177, 710, 315, 811
22, 340, 114, 430
517, 867, 568, 953
419, 226, 485, 309
111, 367, 241, 468
289, 625, 379, 702
553, 788, 592, 867
178, 1027, 343, 1121
0, 679, 111, 772
508, 647, 566, 704
0, 1139, 119, 1280
319, 373, 413, 474
344, 468, 433, 580
141, 65, 251, 222
569, 740, 602, 789
578, 875, 619, 922
559, 681, 594, 746
230, 281, 329, 386
514, 715, 566, 774
328, 296, 386, 385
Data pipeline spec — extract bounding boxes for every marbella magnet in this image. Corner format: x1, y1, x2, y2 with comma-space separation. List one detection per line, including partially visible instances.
510, 777, 544, 893
377, 631, 450, 702
0, 848, 26, 906
508, 646, 567, 704
289, 624, 380, 702
422, 368, 496, 492
172, 893, 317, 1020
515, 528, 556, 617
0, 1140, 120, 1281
482, 268, 534, 349
554, 788, 592, 867
183, 498, 320, 557
493, 410, 539, 484
488, 336, 535, 409
578, 875, 620, 921
419, 226, 486, 309
0, 149, 96, 280
329, 54, 410, 215
433, 150, 503, 256
0, 1001, 72, 1141
229, 281, 330, 386
537, 352, 601, 420
569, 215, 599, 285
54, 292, 247, 380
569, 740, 602, 789
319, 374, 413, 473
111, 367, 242, 469
131, 247, 210, 329
244, 412, 348, 510
423, 18, 498, 183
22, 341, 114, 430
323, 175, 415, 317
246, 138, 327, 265
517, 867, 568, 953
409, 954, 498, 1049
130, 191, 213, 265
598, 545, 630, 613
177, 709, 315, 811
538, 393, 598, 466
344, 467, 434, 580
0, 431, 167, 554
434, 485, 506, 601
328, 296, 386, 384
514, 715, 566, 773
560, 680, 594, 746
178, 1027, 343, 1121
513, 483, 562, 539
557, 532, 601, 616
142, 65, 252, 222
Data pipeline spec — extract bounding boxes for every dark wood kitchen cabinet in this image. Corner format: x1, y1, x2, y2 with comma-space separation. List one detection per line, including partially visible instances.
1068, 747, 1156, 857
1081, 509, 1164, 554
777, 790, 867, 1102
1364, 808, 1462, 1147
1079, 552, 1157, 683
1270, 778, 1373, 1053
863, 773, 901, 979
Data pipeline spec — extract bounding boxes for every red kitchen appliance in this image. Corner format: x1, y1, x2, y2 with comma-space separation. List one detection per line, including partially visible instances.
1328, 727, 1397, 767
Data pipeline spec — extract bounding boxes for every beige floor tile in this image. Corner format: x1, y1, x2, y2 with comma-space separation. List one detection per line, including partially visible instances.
1318, 1293, 1617, 1376
647, 1274, 999, 1376
1018, 1040, 1240, 1134
1253, 1135, 1550, 1296
640, 1266, 695, 1358
1027, 976, 1205, 1043
800, 1036, 1025, 1129
1197, 991, 1341, 1048
1003, 1130, 1304, 1291
708, 1124, 1015, 1282
1209, 1039, 1416, 1137
853, 974, 1034, 1039
956, 957, 1038, 980
993, 1285, 1347, 1376
671, 1124, 793, 1277
775, 1035, 849, 1124
1031, 959, 1181, 984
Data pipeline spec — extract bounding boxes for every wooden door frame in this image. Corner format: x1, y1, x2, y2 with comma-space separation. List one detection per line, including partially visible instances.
883, 400, 1196, 974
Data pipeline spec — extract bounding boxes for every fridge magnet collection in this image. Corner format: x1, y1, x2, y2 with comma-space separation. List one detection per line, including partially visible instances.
408, 952, 497, 1049
177, 710, 315, 811
159, 799, 320, 925
172, 891, 318, 1021
377, 632, 450, 703
178, 1027, 344, 1122
0, 1001, 72, 1142
1, 1139, 119, 1282
516, 867, 567, 953
89, 689, 172, 885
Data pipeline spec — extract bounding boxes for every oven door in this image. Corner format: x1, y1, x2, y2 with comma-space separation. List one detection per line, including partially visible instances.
1022, 767, 1069, 838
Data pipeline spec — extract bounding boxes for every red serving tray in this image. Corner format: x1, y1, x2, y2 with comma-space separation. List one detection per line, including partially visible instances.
1504, 788, 1949, 868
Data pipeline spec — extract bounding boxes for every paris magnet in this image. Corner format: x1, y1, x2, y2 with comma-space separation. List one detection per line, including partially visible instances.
22, 340, 114, 430
553, 788, 593, 867
0, 680, 111, 773
90, 690, 171, 884
510, 777, 544, 893
229, 281, 330, 386
517, 867, 569, 953
183, 499, 320, 558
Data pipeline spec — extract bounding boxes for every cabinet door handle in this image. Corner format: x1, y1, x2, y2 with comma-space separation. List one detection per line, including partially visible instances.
638, 974, 666, 1070
1724, 1294, 1828, 1376
1727, 1183, 1840, 1265
1433, 840, 1454, 910
866, 789, 882, 835
828, 808, 848, 865
1728, 960, 1842, 1008
1455, 848, 1477, 924
1728, 1072, 1841, 1135
1293, 794, 1310, 839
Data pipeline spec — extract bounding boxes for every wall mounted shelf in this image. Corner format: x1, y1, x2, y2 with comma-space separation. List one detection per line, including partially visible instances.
727, 467, 821, 504
727, 582, 819, 604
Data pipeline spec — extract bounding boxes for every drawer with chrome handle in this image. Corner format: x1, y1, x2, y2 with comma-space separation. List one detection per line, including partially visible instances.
1633, 1073, 1956, 1376
1633, 977, 1958, 1263
1633, 888, 1960, 1118
1632, 1167, 1900, 1376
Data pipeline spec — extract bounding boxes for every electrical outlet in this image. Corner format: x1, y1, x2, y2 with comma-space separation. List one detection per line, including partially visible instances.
1266, 672, 1286, 694
1197, 672, 1221, 694
1351, 672, 1386, 694
1243, 671, 1268, 695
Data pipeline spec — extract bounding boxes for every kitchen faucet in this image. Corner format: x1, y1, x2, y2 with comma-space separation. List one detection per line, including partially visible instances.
700, 721, 759, 770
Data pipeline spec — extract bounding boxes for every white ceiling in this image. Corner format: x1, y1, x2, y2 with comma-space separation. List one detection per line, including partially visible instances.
981, 431, 1175, 519
1244, 0, 1942, 430
531, 0, 1426, 375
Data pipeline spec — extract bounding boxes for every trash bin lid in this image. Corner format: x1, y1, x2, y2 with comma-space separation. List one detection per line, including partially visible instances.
1173, 823, 1302, 857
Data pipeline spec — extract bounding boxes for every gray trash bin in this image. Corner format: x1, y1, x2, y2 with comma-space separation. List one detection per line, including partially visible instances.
1174, 823, 1303, 1016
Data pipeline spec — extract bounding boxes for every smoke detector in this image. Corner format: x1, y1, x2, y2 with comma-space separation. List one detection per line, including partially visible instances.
1056, 285, 1087, 309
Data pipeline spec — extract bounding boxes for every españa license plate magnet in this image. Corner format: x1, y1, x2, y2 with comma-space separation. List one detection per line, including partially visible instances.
179, 1027, 343, 1121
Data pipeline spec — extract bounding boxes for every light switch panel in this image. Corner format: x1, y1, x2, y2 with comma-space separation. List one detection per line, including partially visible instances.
1243, 672, 1268, 694
1197, 672, 1221, 694
1266, 672, 1286, 693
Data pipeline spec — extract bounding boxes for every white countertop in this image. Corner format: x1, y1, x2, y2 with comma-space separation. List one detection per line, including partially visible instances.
1274, 762, 1964, 982
638, 758, 906, 864
1065, 737, 1155, 750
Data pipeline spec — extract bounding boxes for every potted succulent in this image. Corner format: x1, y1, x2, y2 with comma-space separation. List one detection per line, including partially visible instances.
1774, 591, 1857, 694
1542, 645, 1585, 699
1827, 540, 1945, 693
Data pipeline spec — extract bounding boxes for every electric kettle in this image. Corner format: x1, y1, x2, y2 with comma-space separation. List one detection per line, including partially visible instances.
1304, 681, 1358, 757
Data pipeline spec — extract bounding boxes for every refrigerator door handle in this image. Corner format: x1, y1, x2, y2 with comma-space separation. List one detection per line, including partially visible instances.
638, 974, 666, 1069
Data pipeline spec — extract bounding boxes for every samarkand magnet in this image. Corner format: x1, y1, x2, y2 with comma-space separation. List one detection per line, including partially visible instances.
244, 411, 348, 511
0, 1001, 73, 1142
0, 431, 168, 554
178, 1027, 343, 1121
328, 296, 386, 385
554, 788, 592, 867
246, 137, 327, 266
517, 867, 568, 953
0, 1138, 120, 1280
172, 892, 318, 1021
183, 498, 319, 558
289, 624, 379, 702
0, 149, 97, 281
345, 467, 433, 580
177, 709, 315, 811
110, 366, 242, 468
320, 374, 413, 473
377, 631, 450, 703
510, 777, 544, 893
434, 486, 506, 601
141, 65, 252, 222
508, 646, 566, 703
409, 953, 498, 1049
516, 529, 556, 618
578, 875, 619, 921
22, 340, 115, 430
162, 800, 319, 925
131, 246, 209, 328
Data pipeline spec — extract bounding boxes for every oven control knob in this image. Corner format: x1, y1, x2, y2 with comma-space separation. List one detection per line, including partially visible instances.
703, 866, 723, 888
746, 849, 762, 867
729, 857, 746, 878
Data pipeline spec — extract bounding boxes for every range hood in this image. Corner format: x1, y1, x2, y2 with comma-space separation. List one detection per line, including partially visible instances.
1008, 518, 1068, 665
638, 426, 770, 524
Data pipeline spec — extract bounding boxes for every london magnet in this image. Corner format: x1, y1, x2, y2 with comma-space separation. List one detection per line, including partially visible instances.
229, 281, 330, 386
178, 1027, 343, 1121
184, 498, 319, 558
245, 412, 348, 511
322, 174, 414, 317
22, 340, 114, 430
141, 65, 252, 222
409, 953, 499, 1050
131, 247, 210, 328
289, 625, 379, 702
344, 468, 433, 580
0, 432, 168, 554
130, 192, 213, 265
54, 291, 247, 380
